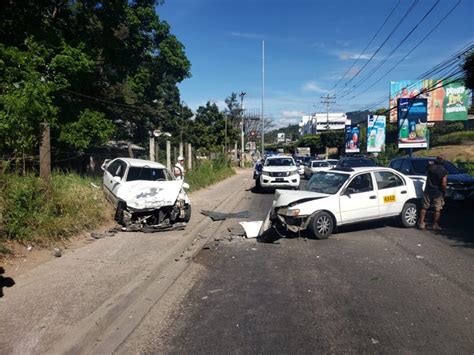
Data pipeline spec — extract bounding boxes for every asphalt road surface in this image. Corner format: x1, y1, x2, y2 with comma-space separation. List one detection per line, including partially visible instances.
118, 173, 474, 354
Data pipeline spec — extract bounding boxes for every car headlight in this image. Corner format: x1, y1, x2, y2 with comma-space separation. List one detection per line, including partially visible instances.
262, 171, 270, 176
289, 169, 298, 175
277, 208, 301, 216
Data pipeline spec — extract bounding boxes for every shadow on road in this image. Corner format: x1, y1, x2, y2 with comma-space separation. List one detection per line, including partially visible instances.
434, 205, 474, 249
0, 267, 15, 297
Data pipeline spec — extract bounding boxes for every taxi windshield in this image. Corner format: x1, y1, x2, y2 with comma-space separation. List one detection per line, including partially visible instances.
304, 171, 349, 194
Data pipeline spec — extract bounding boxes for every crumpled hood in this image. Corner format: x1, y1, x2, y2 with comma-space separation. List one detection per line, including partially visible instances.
263, 166, 297, 173
273, 189, 329, 208
116, 180, 184, 210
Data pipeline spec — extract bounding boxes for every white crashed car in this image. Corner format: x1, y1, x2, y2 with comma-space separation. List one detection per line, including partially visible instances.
101, 158, 191, 229
259, 156, 300, 189
259, 167, 421, 239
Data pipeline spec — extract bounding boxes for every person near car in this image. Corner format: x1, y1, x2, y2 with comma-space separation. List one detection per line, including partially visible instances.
418, 155, 448, 230
174, 156, 186, 180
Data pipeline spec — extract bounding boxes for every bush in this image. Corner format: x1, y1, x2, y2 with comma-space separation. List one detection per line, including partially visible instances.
185, 156, 235, 192
437, 131, 474, 146
453, 160, 474, 175
0, 172, 112, 245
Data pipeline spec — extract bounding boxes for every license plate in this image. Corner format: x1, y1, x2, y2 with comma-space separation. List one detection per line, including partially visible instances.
276, 178, 284, 182
384, 195, 396, 203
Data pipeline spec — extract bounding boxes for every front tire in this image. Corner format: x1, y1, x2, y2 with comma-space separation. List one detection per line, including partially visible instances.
308, 211, 334, 239
400, 202, 418, 228
183, 204, 192, 223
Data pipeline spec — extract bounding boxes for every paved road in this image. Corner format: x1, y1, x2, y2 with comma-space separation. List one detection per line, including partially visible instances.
118, 173, 474, 354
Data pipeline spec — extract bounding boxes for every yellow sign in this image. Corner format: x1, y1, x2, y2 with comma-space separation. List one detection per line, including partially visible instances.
384, 195, 396, 203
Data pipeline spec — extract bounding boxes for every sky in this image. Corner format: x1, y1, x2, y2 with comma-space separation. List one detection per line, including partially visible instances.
157, 0, 473, 129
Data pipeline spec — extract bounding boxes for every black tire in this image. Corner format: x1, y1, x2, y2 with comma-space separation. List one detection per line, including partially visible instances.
400, 202, 418, 228
115, 201, 126, 225
308, 211, 333, 239
183, 204, 192, 223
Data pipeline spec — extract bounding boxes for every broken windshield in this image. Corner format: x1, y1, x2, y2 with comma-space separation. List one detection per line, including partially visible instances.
304, 171, 349, 194
126, 167, 174, 182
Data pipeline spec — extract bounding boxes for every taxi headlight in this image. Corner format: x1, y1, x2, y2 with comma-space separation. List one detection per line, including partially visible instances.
278, 208, 300, 216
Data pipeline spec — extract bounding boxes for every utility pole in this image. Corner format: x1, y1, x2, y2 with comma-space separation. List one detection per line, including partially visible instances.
261, 40, 265, 158
239, 91, 246, 168
321, 94, 336, 159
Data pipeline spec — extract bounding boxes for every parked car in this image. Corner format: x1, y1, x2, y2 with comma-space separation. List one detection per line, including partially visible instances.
258, 156, 300, 190
326, 159, 339, 168
101, 158, 191, 229
389, 156, 474, 202
304, 160, 331, 179
259, 167, 421, 239
293, 155, 307, 175
335, 156, 376, 169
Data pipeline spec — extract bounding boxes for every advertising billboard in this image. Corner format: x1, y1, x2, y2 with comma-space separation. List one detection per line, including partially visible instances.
397, 98, 428, 149
345, 121, 360, 153
389, 80, 468, 123
277, 133, 285, 143
367, 115, 386, 152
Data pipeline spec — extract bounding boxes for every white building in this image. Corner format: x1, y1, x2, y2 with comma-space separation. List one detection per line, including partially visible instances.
299, 113, 347, 136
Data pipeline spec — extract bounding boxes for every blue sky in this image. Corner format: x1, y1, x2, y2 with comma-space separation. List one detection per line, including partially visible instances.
158, 0, 473, 128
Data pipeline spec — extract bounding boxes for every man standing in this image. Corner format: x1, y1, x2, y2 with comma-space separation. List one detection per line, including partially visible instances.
418, 156, 448, 230
174, 156, 186, 180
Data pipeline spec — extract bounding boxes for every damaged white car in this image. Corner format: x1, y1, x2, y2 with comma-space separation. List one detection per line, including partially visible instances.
259, 167, 421, 239
101, 158, 191, 230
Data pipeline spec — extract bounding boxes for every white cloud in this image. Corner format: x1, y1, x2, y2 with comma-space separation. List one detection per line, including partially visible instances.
338, 51, 372, 60
302, 81, 327, 93
282, 110, 305, 118
229, 31, 264, 40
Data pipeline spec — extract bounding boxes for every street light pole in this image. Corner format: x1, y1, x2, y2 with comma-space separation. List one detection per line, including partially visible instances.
261, 40, 265, 158
239, 91, 246, 168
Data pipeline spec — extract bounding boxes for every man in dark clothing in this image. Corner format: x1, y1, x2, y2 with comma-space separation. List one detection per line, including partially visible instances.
418, 155, 448, 230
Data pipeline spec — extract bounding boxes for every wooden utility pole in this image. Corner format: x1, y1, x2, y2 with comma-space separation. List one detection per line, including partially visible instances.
187, 143, 192, 170
166, 140, 171, 170
149, 137, 155, 161
39, 123, 51, 180
321, 94, 336, 159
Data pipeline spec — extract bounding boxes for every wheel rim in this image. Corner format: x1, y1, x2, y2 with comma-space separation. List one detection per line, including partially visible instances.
405, 206, 417, 226
317, 215, 331, 235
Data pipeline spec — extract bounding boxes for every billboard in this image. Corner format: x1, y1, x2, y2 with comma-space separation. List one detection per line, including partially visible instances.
345, 121, 360, 153
397, 98, 428, 149
277, 133, 285, 143
389, 80, 468, 123
367, 115, 386, 152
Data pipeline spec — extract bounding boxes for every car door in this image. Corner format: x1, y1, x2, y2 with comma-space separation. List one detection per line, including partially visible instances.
103, 159, 126, 204
339, 173, 379, 223
373, 171, 407, 217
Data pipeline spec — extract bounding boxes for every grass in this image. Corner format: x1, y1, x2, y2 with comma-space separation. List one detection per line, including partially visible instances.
186, 156, 235, 192
0, 172, 113, 250
436, 131, 474, 146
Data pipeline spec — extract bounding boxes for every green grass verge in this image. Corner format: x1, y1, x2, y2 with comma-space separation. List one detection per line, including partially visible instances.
185, 157, 235, 192
0, 172, 112, 249
437, 131, 474, 145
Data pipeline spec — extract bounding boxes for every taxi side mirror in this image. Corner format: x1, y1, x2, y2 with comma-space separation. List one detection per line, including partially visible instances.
113, 176, 121, 183
182, 182, 190, 189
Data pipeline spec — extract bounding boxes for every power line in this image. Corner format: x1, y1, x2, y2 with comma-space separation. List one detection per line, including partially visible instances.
330, 0, 401, 93
339, 0, 441, 100
334, 0, 420, 97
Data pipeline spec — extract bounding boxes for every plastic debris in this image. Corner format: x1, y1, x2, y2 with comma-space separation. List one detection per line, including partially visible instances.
201, 210, 250, 221
239, 221, 264, 238
53, 248, 62, 257
371, 338, 379, 345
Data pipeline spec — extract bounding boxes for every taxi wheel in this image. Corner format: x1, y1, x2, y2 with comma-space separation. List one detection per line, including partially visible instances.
400, 202, 418, 228
308, 211, 333, 239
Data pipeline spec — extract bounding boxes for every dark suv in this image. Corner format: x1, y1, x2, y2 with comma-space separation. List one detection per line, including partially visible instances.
389, 156, 474, 202
335, 156, 376, 169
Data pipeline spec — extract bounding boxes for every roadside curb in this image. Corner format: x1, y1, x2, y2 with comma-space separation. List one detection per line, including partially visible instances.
47, 170, 254, 354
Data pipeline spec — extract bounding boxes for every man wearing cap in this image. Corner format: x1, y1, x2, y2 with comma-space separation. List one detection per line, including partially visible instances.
418, 155, 448, 231
174, 156, 186, 180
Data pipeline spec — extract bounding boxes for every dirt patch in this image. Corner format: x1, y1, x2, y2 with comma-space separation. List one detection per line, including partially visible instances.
414, 144, 474, 161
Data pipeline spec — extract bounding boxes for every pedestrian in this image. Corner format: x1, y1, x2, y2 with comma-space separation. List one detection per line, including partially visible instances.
418, 155, 448, 230
174, 156, 186, 180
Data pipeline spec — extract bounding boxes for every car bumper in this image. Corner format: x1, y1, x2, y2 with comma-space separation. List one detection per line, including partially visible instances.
260, 175, 300, 188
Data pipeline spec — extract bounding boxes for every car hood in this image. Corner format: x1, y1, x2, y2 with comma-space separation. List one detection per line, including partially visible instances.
447, 173, 474, 185
116, 180, 185, 210
273, 189, 329, 208
263, 166, 297, 172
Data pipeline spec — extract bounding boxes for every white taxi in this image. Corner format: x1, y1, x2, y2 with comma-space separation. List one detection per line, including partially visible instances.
259, 156, 300, 190
259, 167, 421, 239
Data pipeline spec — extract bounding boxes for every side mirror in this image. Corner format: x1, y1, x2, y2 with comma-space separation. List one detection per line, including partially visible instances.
343, 187, 356, 196
113, 176, 122, 183
182, 182, 190, 189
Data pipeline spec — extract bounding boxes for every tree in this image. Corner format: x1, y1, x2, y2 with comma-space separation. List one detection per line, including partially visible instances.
462, 51, 474, 92
188, 102, 227, 153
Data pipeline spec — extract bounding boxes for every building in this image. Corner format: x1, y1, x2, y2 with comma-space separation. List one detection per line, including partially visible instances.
299, 113, 347, 136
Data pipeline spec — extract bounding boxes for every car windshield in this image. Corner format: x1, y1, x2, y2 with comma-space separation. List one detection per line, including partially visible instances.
265, 158, 294, 166
312, 161, 328, 167
412, 159, 459, 174
304, 171, 350, 194
126, 167, 173, 182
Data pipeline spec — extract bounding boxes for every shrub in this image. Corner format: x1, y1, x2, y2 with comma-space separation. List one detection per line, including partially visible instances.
0, 172, 112, 244
437, 131, 474, 146
185, 156, 235, 192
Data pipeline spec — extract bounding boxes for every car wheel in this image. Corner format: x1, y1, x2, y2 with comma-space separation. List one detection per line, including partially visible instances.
308, 211, 333, 239
115, 201, 126, 225
400, 202, 418, 228
183, 204, 192, 223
